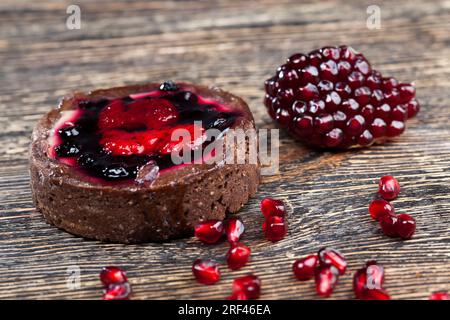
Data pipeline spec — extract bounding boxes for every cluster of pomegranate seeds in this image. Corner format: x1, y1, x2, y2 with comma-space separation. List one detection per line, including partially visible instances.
368, 176, 416, 239
192, 259, 221, 285
264, 45, 419, 149
353, 261, 390, 300
192, 216, 254, 298
429, 291, 450, 300
260, 198, 288, 241
292, 247, 347, 297
100, 266, 132, 300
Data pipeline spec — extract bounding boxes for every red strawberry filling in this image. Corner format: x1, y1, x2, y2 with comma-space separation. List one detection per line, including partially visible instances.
50, 83, 241, 181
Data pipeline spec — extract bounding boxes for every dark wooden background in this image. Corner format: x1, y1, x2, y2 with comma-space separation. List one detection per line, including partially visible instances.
0, 0, 449, 300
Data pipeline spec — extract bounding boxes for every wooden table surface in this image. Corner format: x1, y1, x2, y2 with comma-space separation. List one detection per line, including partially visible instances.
1, 0, 449, 300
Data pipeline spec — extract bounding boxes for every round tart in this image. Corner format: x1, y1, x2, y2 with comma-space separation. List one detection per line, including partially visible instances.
30, 82, 260, 243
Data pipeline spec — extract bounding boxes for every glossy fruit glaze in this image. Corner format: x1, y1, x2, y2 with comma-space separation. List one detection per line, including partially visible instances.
49, 82, 241, 182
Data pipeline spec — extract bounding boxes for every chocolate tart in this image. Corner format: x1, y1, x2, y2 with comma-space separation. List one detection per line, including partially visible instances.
30, 82, 260, 243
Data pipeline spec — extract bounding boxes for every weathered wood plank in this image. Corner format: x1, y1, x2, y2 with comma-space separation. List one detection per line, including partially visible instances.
0, 0, 449, 299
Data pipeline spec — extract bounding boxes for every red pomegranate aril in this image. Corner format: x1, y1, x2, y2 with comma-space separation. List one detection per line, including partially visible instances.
293, 116, 313, 136
226, 243, 251, 270
379, 213, 398, 237
324, 91, 341, 112
398, 84, 416, 103
325, 128, 344, 147
341, 98, 359, 116
225, 218, 245, 244
370, 89, 384, 107
392, 105, 408, 121
370, 118, 387, 138
396, 213, 416, 239
368, 199, 395, 220
317, 80, 334, 95
406, 99, 420, 118
322, 46, 340, 60
100, 266, 127, 286
194, 220, 224, 244
287, 53, 308, 69
297, 83, 319, 100
382, 77, 398, 90
378, 175, 400, 200
276, 108, 293, 128
360, 288, 391, 300
192, 259, 221, 285
232, 274, 261, 300
353, 268, 367, 299
357, 129, 374, 146
264, 215, 288, 242
354, 86, 372, 105
318, 247, 347, 275
346, 115, 365, 136
337, 61, 352, 79
102, 282, 132, 300
387, 120, 405, 137
315, 266, 338, 298
292, 255, 318, 281
429, 291, 450, 300
314, 114, 334, 134
264, 77, 278, 96
260, 197, 286, 218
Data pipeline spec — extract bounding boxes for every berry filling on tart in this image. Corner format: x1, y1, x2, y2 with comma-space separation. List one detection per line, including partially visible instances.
49, 82, 241, 182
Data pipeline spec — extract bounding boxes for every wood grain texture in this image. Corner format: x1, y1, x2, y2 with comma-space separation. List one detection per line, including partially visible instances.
0, 0, 449, 299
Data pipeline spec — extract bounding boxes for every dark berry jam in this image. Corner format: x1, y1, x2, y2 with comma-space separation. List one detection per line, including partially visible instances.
50, 84, 241, 182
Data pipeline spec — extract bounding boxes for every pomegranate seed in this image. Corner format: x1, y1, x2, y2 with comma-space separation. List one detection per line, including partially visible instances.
396, 213, 416, 239
368, 199, 395, 220
227, 291, 248, 300
429, 291, 450, 300
192, 259, 221, 285
406, 99, 420, 118
225, 217, 245, 244
260, 197, 286, 218
264, 215, 288, 242
102, 282, 132, 300
378, 175, 400, 200
318, 247, 347, 275
194, 220, 224, 244
100, 266, 127, 286
353, 268, 367, 299
226, 243, 251, 270
292, 255, 318, 280
232, 274, 261, 299
360, 288, 391, 300
314, 266, 338, 298
379, 213, 399, 237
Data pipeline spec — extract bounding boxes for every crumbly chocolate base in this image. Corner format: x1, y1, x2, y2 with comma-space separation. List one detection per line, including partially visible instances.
30, 82, 260, 243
